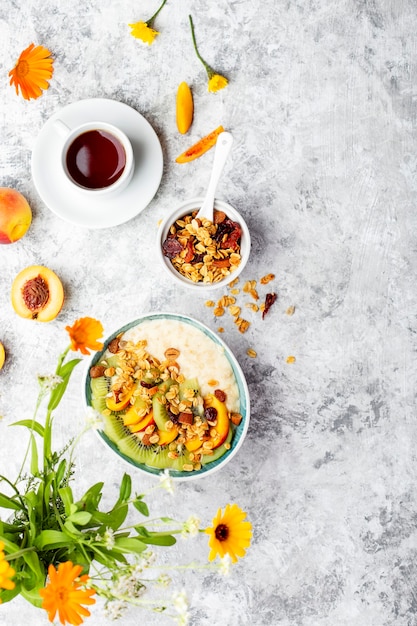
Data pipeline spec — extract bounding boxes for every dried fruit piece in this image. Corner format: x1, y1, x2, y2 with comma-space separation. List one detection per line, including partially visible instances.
0, 342, 5, 370
176, 81, 194, 134
262, 292, 277, 319
175, 125, 225, 163
286, 355, 296, 363
162, 237, 183, 259
11, 265, 64, 322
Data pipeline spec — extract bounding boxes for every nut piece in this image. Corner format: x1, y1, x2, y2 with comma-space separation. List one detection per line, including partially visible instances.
90, 365, 106, 378
108, 337, 120, 354
164, 347, 180, 361
260, 273, 275, 284
178, 412, 194, 425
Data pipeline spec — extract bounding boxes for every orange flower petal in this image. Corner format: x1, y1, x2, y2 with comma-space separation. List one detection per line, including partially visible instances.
65, 318, 104, 355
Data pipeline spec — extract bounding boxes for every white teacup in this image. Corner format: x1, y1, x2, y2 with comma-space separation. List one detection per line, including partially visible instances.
54, 120, 134, 195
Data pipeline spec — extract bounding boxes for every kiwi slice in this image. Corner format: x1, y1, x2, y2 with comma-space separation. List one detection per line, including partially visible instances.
201, 426, 234, 465
179, 377, 201, 398
103, 354, 122, 369
90, 376, 110, 397
102, 413, 131, 442
91, 396, 108, 412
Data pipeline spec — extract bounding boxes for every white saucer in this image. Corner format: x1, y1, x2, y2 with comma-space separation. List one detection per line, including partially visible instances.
31, 98, 163, 229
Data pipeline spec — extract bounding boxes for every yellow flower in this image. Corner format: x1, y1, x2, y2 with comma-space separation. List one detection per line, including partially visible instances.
9, 43, 54, 100
189, 15, 228, 93
0, 541, 15, 592
39, 561, 96, 626
205, 504, 252, 563
129, 0, 168, 45
65, 318, 104, 355
129, 21, 159, 45
208, 73, 228, 93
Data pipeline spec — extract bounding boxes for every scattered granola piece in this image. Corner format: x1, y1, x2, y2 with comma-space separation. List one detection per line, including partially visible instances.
260, 273, 275, 284
286, 355, 296, 363
245, 302, 259, 312
246, 348, 257, 358
235, 318, 250, 333
230, 288, 240, 295
262, 292, 277, 319
228, 277, 239, 288
286, 305, 295, 316
213, 306, 225, 317
217, 327, 224, 333
205, 300, 215, 307
228, 305, 241, 318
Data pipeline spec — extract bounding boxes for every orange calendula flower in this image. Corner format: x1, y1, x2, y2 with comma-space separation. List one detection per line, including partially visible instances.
205, 504, 252, 563
40, 561, 96, 626
9, 43, 54, 100
0, 541, 15, 592
189, 15, 228, 93
129, 0, 168, 45
65, 318, 104, 355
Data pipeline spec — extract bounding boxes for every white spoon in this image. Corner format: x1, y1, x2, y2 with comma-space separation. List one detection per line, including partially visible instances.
195, 131, 234, 222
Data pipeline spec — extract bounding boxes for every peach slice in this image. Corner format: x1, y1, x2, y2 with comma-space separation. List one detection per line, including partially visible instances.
11, 265, 64, 322
0, 187, 32, 244
106, 388, 135, 412
204, 394, 230, 449
123, 409, 154, 431
0, 342, 5, 370
157, 426, 179, 446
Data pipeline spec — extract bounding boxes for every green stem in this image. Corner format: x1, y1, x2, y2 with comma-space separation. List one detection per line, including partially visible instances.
43, 346, 70, 470
189, 15, 213, 75
148, 0, 168, 26
4, 546, 36, 561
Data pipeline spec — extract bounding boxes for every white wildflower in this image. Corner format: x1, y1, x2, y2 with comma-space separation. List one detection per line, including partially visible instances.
85, 406, 104, 429
104, 599, 127, 620
219, 553, 232, 576
157, 573, 172, 587
37, 374, 63, 391
159, 468, 174, 494
172, 590, 189, 625
103, 527, 115, 550
181, 515, 201, 538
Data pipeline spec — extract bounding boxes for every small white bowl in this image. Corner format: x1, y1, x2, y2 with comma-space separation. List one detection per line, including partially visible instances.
157, 197, 251, 290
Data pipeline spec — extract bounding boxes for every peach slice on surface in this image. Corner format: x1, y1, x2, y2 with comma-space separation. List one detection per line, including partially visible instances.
11, 265, 64, 322
0, 342, 5, 370
0, 187, 32, 244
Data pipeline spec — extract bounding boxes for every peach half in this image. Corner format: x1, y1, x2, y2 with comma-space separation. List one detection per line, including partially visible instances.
11, 265, 64, 322
0, 188, 32, 244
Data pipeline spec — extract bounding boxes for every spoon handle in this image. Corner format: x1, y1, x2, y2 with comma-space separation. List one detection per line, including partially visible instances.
196, 132, 234, 221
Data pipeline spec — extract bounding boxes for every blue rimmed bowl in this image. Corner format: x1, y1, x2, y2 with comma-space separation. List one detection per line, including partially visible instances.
83, 312, 250, 480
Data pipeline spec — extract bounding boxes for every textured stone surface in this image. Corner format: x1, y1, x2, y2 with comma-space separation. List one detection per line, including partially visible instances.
1, 0, 417, 624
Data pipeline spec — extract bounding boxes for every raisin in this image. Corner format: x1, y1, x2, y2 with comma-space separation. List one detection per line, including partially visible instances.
140, 381, 155, 389
162, 237, 183, 259
214, 389, 226, 402
205, 406, 218, 423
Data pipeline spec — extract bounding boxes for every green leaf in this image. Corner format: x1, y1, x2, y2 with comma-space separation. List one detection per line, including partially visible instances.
133, 525, 151, 536
68, 511, 92, 526
9, 419, 45, 437
133, 499, 149, 516
119, 473, 132, 501
92, 546, 127, 567
0, 583, 21, 604
136, 533, 177, 546
59, 486, 74, 517
34, 530, 72, 550
114, 536, 147, 554
56, 459, 67, 486
76, 481, 103, 512
30, 434, 38, 475
48, 358, 81, 411
64, 520, 83, 536
0, 493, 22, 510
107, 503, 129, 531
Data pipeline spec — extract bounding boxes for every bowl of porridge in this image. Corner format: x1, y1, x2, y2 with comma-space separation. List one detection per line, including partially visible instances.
157, 198, 251, 290
84, 313, 250, 480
